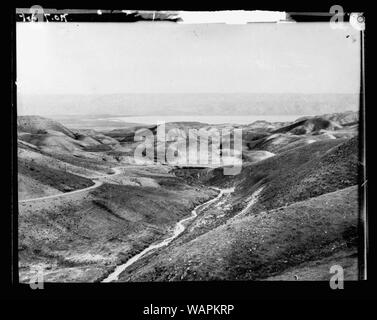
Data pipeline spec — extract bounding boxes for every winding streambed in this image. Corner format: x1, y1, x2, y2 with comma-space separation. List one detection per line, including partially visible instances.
102, 187, 234, 282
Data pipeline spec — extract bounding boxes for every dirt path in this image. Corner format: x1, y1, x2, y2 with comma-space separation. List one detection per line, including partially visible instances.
19, 167, 125, 203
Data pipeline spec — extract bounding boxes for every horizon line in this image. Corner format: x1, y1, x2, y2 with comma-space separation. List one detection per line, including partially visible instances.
17, 92, 360, 96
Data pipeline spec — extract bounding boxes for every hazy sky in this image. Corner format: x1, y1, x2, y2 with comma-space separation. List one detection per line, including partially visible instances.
17, 22, 360, 95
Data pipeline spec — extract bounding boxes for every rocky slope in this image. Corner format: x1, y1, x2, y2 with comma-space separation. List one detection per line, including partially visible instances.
118, 186, 358, 281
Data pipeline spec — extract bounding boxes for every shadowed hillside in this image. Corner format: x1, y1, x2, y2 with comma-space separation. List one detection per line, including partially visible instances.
200, 136, 358, 213
244, 111, 358, 154
18, 115, 77, 138
17, 116, 124, 199
118, 186, 358, 281
272, 117, 342, 135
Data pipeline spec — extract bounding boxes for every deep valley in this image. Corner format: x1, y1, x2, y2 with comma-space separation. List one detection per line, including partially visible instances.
17, 111, 361, 282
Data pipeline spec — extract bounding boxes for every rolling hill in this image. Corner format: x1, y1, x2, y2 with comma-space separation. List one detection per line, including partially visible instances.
17, 116, 122, 199
201, 136, 358, 213
18, 115, 77, 138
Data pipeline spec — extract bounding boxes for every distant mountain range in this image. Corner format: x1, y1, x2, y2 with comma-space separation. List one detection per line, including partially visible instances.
18, 93, 359, 117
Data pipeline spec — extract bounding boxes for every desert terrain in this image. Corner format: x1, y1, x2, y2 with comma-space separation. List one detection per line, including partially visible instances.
17, 111, 360, 282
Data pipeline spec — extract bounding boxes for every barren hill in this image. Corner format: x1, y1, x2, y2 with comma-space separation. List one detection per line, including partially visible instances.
273, 117, 342, 135
18, 115, 77, 138
118, 186, 358, 281
203, 136, 358, 213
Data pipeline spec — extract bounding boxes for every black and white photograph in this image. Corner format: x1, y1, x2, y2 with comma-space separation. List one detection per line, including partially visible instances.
9, 6, 370, 300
